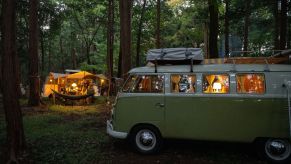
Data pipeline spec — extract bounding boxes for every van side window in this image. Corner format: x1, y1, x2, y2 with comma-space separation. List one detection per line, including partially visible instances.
122, 75, 137, 92
171, 75, 196, 93
203, 74, 229, 94
236, 74, 265, 94
132, 75, 164, 93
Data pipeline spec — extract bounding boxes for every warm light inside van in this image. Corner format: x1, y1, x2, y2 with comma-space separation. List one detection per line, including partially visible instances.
203, 74, 229, 94
236, 74, 265, 94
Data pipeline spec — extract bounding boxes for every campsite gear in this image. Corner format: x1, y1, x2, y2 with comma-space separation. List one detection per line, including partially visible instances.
51, 89, 94, 101
43, 71, 108, 98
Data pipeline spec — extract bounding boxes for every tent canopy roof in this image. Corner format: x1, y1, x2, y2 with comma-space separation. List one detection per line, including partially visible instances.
49, 72, 67, 79
66, 71, 96, 79
96, 74, 108, 80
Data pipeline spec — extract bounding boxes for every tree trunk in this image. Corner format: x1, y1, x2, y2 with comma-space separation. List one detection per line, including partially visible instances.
280, 0, 287, 50
48, 41, 51, 72
0, 3, 2, 93
119, 0, 132, 79
288, 15, 291, 49
107, 0, 114, 95
28, 0, 40, 106
86, 44, 91, 64
71, 48, 77, 69
40, 31, 45, 72
208, 0, 219, 58
1, 0, 26, 162
60, 36, 65, 72
203, 22, 209, 58
156, 0, 161, 48
136, 0, 146, 67
243, 0, 251, 53
117, 44, 122, 78
274, 0, 280, 50
224, 0, 229, 57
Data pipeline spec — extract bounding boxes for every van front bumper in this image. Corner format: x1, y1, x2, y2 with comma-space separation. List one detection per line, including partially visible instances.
106, 120, 128, 139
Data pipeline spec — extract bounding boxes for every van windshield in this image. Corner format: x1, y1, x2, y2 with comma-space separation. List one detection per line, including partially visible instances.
122, 75, 137, 92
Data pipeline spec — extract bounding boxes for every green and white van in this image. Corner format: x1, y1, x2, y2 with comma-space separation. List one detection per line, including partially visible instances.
107, 49, 291, 163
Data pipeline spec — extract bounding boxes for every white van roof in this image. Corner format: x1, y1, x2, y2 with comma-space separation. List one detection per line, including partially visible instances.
129, 64, 291, 73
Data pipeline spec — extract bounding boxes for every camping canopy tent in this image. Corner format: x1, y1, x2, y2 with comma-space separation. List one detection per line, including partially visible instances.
96, 74, 108, 80
66, 71, 96, 79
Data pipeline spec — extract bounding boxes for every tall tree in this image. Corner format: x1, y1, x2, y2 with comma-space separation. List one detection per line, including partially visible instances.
243, 0, 251, 52
119, 0, 132, 78
0, 0, 2, 92
71, 48, 77, 69
274, 0, 280, 50
208, 0, 219, 58
107, 0, 114, 94
1, 0, 26, 162
73, 14, 102, 65
136, 0, 147, 67
224, 0, 230, 57
60, 36, 65, 72
156, 0, 161, 48
28, 0, 41, 106
279, 0, 287, 50
48, 41, 52, 72
40, 30, 45, 72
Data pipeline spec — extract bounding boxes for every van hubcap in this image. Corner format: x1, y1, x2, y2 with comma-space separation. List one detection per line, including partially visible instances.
265, 139, 291, 161
136, 130, 156, 151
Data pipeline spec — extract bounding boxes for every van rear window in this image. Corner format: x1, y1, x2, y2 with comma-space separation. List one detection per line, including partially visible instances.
236, 74, 265, 94
203, 74, 229, 94
171, 75, 196, 93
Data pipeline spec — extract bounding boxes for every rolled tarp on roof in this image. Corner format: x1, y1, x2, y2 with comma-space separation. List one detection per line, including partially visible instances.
146, 48, 204, 62
66, 71, 96, 79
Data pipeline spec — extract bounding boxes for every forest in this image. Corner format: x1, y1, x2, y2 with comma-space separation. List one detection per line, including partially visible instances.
0, 0, 291, 163
0, 0, 290, 84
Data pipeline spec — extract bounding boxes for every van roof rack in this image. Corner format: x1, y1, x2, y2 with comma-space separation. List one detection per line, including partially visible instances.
147, 48, 204, 73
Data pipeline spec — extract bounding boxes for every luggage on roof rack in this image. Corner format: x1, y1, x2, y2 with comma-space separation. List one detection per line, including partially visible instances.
146, 48, 204, 65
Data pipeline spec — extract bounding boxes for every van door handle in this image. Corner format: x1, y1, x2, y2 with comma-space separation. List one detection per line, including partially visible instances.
155, 103, 165, 108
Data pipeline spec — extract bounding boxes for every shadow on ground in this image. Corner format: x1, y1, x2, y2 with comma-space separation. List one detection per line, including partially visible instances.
105, 138, 266, 164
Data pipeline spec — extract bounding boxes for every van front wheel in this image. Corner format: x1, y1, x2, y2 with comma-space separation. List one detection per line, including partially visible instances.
257, 138, 291, 163
130, 125, 163, 154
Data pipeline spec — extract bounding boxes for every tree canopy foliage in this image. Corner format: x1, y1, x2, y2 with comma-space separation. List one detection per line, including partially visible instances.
0, 0, 290, 84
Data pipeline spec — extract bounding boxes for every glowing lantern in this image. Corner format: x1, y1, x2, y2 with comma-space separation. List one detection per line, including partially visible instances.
72, 83, 77, 87
213, 82, 222, 93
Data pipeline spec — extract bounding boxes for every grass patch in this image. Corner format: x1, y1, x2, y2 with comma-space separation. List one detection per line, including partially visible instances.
19, 98, 28, 106
0, 104, 110, 163
25, 104, 109, 163
0, 102, 265, 164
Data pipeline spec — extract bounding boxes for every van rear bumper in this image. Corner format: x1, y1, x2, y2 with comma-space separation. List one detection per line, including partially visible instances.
106, 120, 128, 139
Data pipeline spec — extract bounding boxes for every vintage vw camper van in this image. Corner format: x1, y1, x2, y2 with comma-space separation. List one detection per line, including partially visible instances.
107, 48, 291, 163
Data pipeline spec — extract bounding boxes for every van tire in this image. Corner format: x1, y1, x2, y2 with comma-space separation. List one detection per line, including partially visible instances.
256, 138, 291, 164
129, 125, 163, 154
